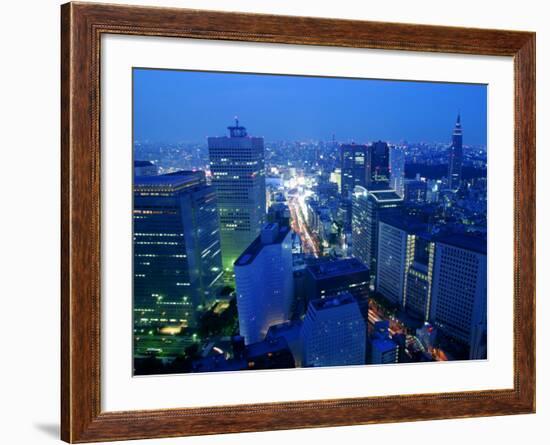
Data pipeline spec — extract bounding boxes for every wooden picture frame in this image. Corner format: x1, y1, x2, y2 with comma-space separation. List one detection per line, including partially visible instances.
61, 1, 536, 442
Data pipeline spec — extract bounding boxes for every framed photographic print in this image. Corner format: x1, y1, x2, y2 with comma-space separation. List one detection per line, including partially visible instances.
61, 2, 536, 442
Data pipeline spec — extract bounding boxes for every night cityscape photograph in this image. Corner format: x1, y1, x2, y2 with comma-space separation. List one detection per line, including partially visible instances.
132, 68, 487, 376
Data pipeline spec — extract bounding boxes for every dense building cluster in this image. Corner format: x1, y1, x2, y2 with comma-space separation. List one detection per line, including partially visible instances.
133, 114, 487, 375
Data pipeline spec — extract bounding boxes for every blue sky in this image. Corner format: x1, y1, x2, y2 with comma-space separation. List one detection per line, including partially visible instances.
133, 68, 487, 145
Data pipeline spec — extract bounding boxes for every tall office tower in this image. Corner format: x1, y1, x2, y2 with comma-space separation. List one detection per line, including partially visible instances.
368, 140, 390, 185
304, 258, 370, 316
133, 171, 224, 329
340, 143, 368, 197
134, 160, 158, 177
376, 220, 409, 306
430, 234, 487, 357
208, 119, 266, 278
351, 186, 403, 276
302, 293, 366, 367
234, 223, 294, 345
377, 216, 435, 319
389, 146, 405, 198
404, 177, 428, 203
404, 234, 436, 321
447, 114, 463, 191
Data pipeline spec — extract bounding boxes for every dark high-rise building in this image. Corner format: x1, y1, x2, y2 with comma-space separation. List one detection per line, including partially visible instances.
447, 114, 463, 191
404, 178, 428, 203
302, 293, 367, 367
389, 146, 405, 198
267, 202, 291, 227
304, 258, 370, 313
430, 234, 487, 358
208, 119, 266, 278
351, 186, 403, 276
368, 140, 390, 186
340, 143, 368, 197
133, 171, 224, 329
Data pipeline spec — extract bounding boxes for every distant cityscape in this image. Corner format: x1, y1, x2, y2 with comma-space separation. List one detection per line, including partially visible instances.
133, 72, 487, 375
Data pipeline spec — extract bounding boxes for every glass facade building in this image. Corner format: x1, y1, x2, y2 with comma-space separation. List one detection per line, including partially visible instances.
430, 235, 487, 356
133, 171, 224, 329
340, 143, 368, 197
351, 187, 403, 276
208, 120, 266, 278
302, 293, 366, 367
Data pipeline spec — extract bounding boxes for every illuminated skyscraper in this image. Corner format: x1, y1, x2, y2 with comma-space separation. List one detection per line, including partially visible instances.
340, 143, 368, 197
351, 186, 403, 276
302, 293, 366, 367
389, 146, 405, 198
448, 114, 463, 191
376, 220, 409, 306
133, 171, 224, 329
377, 216, 435, 320
234, 223, 294, 345
208, 119, 266, 278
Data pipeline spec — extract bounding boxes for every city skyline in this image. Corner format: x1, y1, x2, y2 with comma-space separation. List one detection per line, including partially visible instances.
132, 70, 487, 376
133, 68, 487, 145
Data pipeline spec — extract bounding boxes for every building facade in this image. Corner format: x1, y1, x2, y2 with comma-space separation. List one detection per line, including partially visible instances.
133, 171, 224, 329
376, 216, 435, 319
340, 143, 368, 197
368, 140, 390, 186
376, 220, 409, 306
351, 186, 403, 276
404, 177, 428, 203
430, 235, 487, 357
208, 119, 266, 278
234, 223, 294, 345
389, 146, 406, 198
302, 293, 367, 367
304, 257, 370, 318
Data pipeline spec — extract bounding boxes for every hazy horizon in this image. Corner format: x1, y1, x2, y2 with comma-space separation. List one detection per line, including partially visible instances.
133, 68, 487, 146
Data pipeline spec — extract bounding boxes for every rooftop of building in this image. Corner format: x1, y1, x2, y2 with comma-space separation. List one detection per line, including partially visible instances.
134, 170, 205, 191
234, 223, 291, 267
369, 190, 403, 202
379, 213, 430, 235
436, 232, 487, 255
309, 292, 357, 312
191, 336, 293, 373
306, 258, 369, 280
366, 182, 392, 192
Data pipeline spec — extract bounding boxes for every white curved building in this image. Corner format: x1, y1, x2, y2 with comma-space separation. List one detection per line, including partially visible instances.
234, 223, 294, 345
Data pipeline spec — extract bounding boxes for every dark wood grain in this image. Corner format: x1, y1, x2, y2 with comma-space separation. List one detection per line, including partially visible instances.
60, 2, 536, 442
